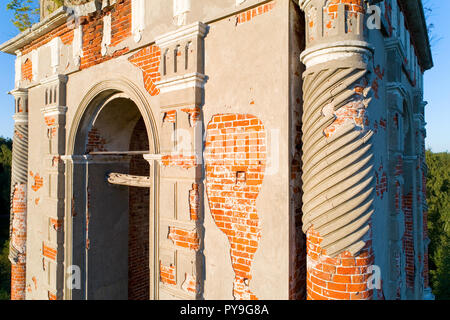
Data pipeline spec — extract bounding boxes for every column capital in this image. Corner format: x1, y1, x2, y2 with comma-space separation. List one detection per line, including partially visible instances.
9, 88, 29, 115
9, 87, 28, 98
300, 0, 370, 67
300, 39, 373, 69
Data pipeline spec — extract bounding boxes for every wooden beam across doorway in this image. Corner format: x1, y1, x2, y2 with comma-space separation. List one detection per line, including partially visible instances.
89, 151, 150, 156
107, 173, 151, 188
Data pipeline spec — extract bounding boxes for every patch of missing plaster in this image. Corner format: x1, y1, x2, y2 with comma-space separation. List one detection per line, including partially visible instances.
181, 273, 197, 294
30, 172, 44, 192
323, 85, 371, 138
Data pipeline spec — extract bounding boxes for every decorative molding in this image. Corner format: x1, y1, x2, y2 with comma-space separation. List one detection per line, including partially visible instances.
155, 21, 207, 49
32, 49, 39, 81
0, 7, 70, 55
12, 114, 29, 124
300, 40, 373, 69
173, 0, 191, 27
73, 25, 84, 67
14, 53, 22, 87
49, 37, 62, 74
156, 73, 206, 94
40, 74, 68, 85
143, 154, 163, 162
101, 14, 112, 56
132, 0, 145, 42
41, 106, 68, 116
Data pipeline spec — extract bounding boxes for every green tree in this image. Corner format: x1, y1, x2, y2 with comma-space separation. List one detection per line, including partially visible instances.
6, 0, 40, 32
426, 150, 450, 300
0, 241, 10, 300
0, 138, 12, 300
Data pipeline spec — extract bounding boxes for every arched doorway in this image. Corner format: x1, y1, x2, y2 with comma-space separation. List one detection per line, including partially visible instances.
65, 81, 159, 300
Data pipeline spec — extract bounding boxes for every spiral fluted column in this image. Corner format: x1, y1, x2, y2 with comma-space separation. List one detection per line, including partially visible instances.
9, 88, 29, 300
299, 0, 376, 300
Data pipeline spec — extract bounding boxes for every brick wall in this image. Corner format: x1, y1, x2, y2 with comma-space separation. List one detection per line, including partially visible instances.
168, 227, 200, 251
21, 59, 32, 81
189, 184, 200, 221
11, 264, 26, 300
80, 7, 130, 70
21, 1, 132, 70
21, 23, 74, 55
402, 192, 415, 288
326, 0, 365, 18
10, 183, 27, 300
205, 114, 266, 300
306, 228, 374, 300
236, 1, 277, 25
128, 118, 150, 300
42, 243, 57, 261
128, 45, 162, 96
110, 0, 132, 47
160, 262, 176, 286
86, 127, 108, 153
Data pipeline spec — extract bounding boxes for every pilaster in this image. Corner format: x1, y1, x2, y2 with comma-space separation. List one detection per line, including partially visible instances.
153, 21, 207, 300
39, 74, 68, 300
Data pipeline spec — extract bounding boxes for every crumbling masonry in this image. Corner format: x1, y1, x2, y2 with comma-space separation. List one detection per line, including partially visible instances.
0, 0, 433, 300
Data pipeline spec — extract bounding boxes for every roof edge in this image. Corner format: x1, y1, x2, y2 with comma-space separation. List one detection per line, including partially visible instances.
401, 0, 433, 70
0, 7, 70, 55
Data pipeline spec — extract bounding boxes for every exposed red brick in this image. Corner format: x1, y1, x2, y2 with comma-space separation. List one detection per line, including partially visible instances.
43, 243, 57, 261
181, 107, 201, 126
163, 110, 176, 123
11, 263, 26, 300
402, 192, 415, 288
161, 154, 197, 169
306, 228, 374, 300
30, 172, 44, 192
128, 45, 161, 96
189, 184, 200, 221
160, 262, 176, 286
11, 183, 27, 300
182, 273, 198, 294
86, 127, 107, 153
128, 118, 150, 300
110, 0, 132, 47
375, 169, 387, 199
21, 23, 74, 56
21, 59, 33, 81
236, 1, 277, 25
48, 291, 57, 300
205, 114, 266, 300
324, 100, 367, 138
168, 227, 200, 251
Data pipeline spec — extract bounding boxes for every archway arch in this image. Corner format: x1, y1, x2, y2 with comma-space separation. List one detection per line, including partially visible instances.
64, 79, 160, 300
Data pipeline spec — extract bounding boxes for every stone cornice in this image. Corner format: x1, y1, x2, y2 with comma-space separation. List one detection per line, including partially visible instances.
9, 88, 28, 97
398, 0, 433, 70
300, 40, 373, 69
0, 7, 70, 55
155, 22, 208, 48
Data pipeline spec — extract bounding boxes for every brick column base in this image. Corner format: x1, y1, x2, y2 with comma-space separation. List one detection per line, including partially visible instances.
306, 228, 374, 300
11, 263, 26, 300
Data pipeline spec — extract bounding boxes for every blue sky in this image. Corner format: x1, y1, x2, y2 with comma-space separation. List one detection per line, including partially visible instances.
0, 1, 448, 152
